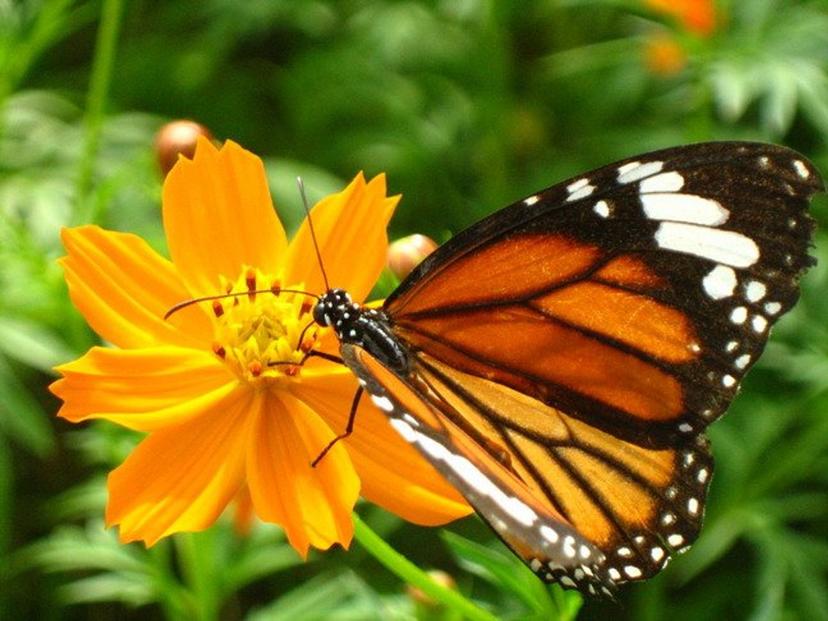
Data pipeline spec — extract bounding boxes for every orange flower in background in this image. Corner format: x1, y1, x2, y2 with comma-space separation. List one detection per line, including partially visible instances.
644, 34, 688, 76
51, 138, 469, 556
646, 0, 716, 37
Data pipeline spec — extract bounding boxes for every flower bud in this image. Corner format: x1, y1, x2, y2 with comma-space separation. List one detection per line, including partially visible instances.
155, 120, 213, 176
387, 234, 438, 280
406, 570, 457, 609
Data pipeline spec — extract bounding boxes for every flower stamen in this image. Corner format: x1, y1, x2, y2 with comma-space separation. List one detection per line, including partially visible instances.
246, 267, 257, 300
211, 267, 323, 382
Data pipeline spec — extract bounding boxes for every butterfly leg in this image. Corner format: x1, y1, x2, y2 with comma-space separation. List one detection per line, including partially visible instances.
302, 350, 344, 365
311, 385, 364, 467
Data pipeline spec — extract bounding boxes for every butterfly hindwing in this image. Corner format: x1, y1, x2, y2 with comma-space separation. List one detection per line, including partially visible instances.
341, 343, 616, 595
414, 352, 714, 584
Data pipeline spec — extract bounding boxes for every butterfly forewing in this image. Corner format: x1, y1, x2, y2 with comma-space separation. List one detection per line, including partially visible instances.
385, 143, 822, 445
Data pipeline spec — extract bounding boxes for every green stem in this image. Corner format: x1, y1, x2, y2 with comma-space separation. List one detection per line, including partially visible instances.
74, 0, 124, 224
175, 532, 220, 621
352, 514, 498, 621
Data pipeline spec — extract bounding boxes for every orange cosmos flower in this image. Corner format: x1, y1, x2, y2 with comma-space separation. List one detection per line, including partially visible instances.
50, 137, 470, 556
646, 0, 716, 37
644, 34, 688, 76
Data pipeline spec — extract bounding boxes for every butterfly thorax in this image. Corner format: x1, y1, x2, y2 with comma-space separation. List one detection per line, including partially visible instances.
313, 288, 410, 373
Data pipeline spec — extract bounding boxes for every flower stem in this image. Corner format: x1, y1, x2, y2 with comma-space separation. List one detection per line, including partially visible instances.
176, 532, 220, 621
352, 514, 498, 621
75, 0, 124, 224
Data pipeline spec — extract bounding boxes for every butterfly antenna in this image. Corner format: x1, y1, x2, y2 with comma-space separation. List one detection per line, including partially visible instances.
297, 176, 330, 291
164, 288, 319, 320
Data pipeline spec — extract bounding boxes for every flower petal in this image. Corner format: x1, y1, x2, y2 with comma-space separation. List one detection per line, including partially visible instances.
163, 138, 288, 296
284, 173, 398, 301
106, 385, 253, 545
246, 391, 359, 558
60, 226, 213, 348
291, 369, 471, 525
51, 346, 236, 432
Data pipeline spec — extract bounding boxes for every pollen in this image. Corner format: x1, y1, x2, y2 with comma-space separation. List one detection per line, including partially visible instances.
211, 267, 320, 382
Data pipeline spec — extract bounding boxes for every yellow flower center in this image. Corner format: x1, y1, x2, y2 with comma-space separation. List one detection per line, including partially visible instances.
210, 267, 320, 382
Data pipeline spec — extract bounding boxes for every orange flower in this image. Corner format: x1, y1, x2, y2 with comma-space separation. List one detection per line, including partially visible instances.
51, 138, 470, 556
646, 0, 716, 37
644, 35, 687, 76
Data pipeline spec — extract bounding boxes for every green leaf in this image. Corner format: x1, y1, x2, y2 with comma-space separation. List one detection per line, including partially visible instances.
0, 353, 54, 455
247, 570, 388, 621
0, 316, 74, 372
442, 531, 582, 621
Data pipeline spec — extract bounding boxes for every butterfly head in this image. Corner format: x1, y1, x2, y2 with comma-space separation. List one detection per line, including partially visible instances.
313, 289, 353, 327
313, 289, 361, 338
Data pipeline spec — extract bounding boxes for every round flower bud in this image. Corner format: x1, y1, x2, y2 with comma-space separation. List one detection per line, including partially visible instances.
155, 120, 213, 176
406, 570, 457, 608
387, 234, 438, 280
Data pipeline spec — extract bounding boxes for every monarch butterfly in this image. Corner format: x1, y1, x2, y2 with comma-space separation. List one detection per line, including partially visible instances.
305, 142, 823, 596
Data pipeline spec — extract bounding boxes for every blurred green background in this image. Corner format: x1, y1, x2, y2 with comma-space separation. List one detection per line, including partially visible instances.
1, 0, 827, 619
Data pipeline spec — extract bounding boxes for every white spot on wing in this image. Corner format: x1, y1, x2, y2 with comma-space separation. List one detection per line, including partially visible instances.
560, 576, 576, 588
624, 565, 643, 578
567, 178, 589, 192
735, 354, 751, 370
371, 395, 394, 412
722, 374, 736, 388
752, 315, 768, 333
667, 534, 685, 547
730, 306, 748, 324
654, 222, 760, 267
524, 195, 540, 206
608, 567, 622, 581
745, 280, 767, 302
593, 200, 610, 218
641, 194, 728, 225
618, 160, 663, 184
764, 301, 782, 315
702, 264, 737, 300
563, 536, 576, 558
566, 178, 595, 202
540, 525, 559, 544
688, 498, 700, 515
651, 547, 665, 562
389, 418, 540, 527
639, 171, 685, 193
793, 159, 810, 178
390, 417, 417, 442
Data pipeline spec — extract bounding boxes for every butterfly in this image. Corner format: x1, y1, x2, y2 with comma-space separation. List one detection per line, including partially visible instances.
309, 142, 823, 596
